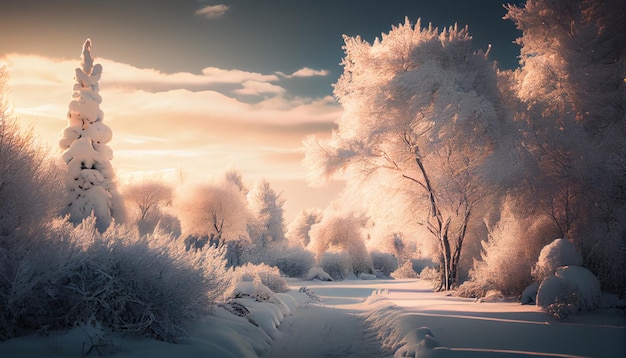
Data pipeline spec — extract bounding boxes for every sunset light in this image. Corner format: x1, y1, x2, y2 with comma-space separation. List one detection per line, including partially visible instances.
0, 1, 623, 357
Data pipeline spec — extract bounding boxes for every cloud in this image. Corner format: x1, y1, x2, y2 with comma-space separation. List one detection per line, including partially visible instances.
277, 67, 330, 78
2, 53, 341, 185
101, 62, 279, 92
2, 54, 280, 94
201, 67, 278, 83
195, 4, 229, 19
233, 80, 286, 96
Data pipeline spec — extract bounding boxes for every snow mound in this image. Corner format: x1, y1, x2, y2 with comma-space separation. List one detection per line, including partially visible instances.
231, 280, 275, 301
537, 266, 601, 318
234, 299, 284, 339
554, 266, 601, 310
306, 266, 333, 281
394, 327, 440, 358
532, 238, 582, 281
276, 292, 298, 312
521, 282, 539, 305
358, 272, 378, 280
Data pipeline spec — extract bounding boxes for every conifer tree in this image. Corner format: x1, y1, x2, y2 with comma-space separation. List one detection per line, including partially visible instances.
59, 39, 125, 232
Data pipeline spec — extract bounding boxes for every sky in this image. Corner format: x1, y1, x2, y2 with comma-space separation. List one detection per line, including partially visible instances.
0, 0, 524, 221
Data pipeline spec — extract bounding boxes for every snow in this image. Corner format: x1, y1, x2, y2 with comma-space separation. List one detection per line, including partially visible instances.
306, 266, 333, 281
537, 266, 602, 316
1, 279, 624, 357
60, 39, 122, 232
554, 266, 601, 310
532, 238, 583, 281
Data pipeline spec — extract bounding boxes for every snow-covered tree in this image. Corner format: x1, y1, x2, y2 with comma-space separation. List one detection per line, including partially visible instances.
308, 209, 372, 276
505, 0, 626, 293
225, 169, 247, 195
286, 208, 322, 247
59, 39, 125, 232
176, 179, 249, 248
247, 179, 286, 248
123, 179, 179, 236
304, 18, 504, 290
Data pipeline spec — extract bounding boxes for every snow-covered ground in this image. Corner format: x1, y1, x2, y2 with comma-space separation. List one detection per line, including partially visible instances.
1, 279, 624, 357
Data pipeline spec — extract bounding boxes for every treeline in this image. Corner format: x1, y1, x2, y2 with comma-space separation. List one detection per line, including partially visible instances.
304, 0, 625, 295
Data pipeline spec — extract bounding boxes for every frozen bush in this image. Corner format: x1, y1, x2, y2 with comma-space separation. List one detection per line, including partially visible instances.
306, 267, 333, 281
418, 266, 441, 288
229, 280, 276, 301
532, 238, 583, 282
521, 282, 540, 305
460, 210, 558, 298
319, 251, 354, 280
537, 266, 601, 318
371, 251, 399, 277
286, 208, 322, 247
267, 246, 315, 278
536, 275, 577, 319
391, 261, 419, 279
554, 266, 601, 310
0, 217, 231, 342
0, 111, 64, 245
233, 263, 289, 293
308, 210, 373, 277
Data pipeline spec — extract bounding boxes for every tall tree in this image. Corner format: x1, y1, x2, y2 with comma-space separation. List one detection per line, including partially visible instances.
286, 208, 322, 248
304, 18, 504, 290
505, 0, 626, 292
247, 179, 286, 247
59, 39, 125, 232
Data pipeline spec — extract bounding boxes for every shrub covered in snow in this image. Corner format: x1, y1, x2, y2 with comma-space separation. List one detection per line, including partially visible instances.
371, 251, 399, 277
309, 210, 374, 278
532, 238, 583, 282
306, 267, 333, 281
417, 266, 441, 286
264, 245, 315, 278
459, 210, 559, 298
391, 261, 419, 279
536, 275, 578, 319
232, 263, 289, 293
229, 279, 277, 302
521, 282, 540, 305
0, 217, 231, 342
537, 266, 601, 318
525, 238, 603, 318
319, 251, 356, 280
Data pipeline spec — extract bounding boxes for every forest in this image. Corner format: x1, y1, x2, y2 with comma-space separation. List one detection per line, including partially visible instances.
0, 0, 624, 350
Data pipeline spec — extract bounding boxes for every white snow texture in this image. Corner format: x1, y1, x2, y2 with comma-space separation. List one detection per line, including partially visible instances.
60, 39, 121, 232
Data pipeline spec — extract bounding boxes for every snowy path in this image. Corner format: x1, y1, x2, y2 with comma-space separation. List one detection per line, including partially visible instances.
265, 279, 626, 358
262, 281, 384, 358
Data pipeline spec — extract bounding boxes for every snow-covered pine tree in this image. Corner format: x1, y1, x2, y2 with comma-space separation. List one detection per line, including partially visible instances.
59, 39, 125, 232
247, 179, 286, 248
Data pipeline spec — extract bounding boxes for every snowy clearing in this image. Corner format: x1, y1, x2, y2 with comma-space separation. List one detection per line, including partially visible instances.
0, 278, 624, 357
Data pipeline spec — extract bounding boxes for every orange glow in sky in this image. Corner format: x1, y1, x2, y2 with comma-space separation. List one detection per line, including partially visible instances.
2, 52, 343, 220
